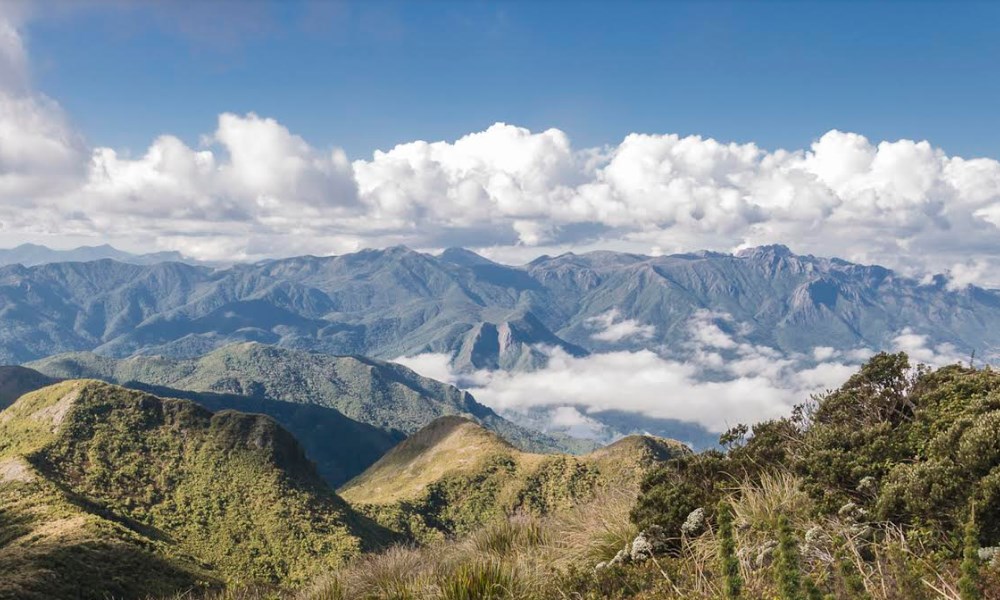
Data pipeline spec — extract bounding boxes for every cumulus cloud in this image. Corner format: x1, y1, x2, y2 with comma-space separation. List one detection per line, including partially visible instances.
3, 12, 1000, 282
0, 8, 86, 203
891, 328, 965, 367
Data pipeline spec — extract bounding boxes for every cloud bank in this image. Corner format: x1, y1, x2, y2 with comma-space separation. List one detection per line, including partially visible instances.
2, 13, 1000, 286
397, 311, 965, 438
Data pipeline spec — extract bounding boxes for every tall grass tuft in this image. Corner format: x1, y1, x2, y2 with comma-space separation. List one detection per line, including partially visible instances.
730, 471, 810, 533
437, 559, 519, 600
470, 516, 546, 558
546, 489, 639, 566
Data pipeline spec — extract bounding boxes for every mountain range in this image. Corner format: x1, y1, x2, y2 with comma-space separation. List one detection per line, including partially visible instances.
0, 244, 996, 370
4, 242, 999, 451
0, 243, 190, 268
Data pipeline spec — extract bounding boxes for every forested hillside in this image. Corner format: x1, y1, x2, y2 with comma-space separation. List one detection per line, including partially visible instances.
1, 246, 997, 367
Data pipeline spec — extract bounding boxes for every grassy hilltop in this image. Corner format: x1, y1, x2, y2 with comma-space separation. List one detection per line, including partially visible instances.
341, 415, 687, 543
0, 380, 392, 599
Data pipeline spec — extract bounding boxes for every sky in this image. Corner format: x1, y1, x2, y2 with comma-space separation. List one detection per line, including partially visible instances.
3, 0, 1000, 285
22, 1, 1000, 159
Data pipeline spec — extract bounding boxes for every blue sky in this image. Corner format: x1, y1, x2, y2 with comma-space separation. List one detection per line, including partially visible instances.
24, 0, 1000, 159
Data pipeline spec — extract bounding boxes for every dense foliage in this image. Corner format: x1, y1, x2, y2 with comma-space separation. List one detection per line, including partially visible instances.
628, 352, 1000, 598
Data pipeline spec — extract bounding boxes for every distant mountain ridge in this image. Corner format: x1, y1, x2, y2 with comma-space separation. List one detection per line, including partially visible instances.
0, 243, 191, 267
1, 244, 997, 369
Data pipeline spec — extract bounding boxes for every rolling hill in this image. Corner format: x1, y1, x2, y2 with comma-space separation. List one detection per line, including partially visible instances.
27, 344, 594, 475
339, 416, 687, 542
0, 380, 392, 599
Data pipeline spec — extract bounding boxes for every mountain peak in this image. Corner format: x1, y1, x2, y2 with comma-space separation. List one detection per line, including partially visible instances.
0, 379, 390, 594
339, 416, 515, 503
439, 247, 495, 267
735, 244, 795, 259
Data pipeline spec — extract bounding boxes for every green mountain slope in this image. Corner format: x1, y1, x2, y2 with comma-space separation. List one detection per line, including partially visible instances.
28, 343, 592, 460
0, 380, 391, 599
0, 366, 55, 410
340, 416, 687, 542
2, 363, 402, 487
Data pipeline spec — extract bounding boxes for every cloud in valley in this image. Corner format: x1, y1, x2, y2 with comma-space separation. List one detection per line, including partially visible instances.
396, 309, 966, 439
586, 309, 656, 343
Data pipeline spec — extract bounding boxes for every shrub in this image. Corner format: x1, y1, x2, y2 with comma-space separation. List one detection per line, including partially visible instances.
775, 515, 801, 600
960, 510, 982, 600
717, 499, 742, 599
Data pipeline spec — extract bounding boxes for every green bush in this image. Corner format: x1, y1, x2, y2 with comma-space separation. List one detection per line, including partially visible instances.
717, 499, 742, 599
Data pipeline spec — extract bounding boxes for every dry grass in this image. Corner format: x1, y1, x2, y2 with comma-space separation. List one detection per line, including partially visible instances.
166, 471, 985, 600
339, 417, 523, 505
543, 489, 639, 567
297, 488, 640, 600
661, 473, 967, 600
728, 470, 811, 532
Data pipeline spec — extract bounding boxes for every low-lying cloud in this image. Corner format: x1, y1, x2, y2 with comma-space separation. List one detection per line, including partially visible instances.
586, 309, 656, 343
396, 311, 966, 439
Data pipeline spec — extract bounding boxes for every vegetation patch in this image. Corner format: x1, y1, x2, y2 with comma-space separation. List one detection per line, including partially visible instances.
0, 380, 392, 598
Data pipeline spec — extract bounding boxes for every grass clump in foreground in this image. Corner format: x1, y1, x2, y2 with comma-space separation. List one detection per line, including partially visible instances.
299, 489, 666, 600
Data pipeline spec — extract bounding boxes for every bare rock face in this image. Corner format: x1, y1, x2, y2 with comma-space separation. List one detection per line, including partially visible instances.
0, 457, 34, 483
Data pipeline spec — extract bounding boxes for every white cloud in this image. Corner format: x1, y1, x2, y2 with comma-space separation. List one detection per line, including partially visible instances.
394, 352, 457, 386
0, 9, 86, 203
464, 348, 804, 433
891, 327, 965, 367
398, 312, 872, 436
946, 260, 991, 291
2, 12, 1000, 283
546, 406, 608, 439
586, 309, 655, 343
